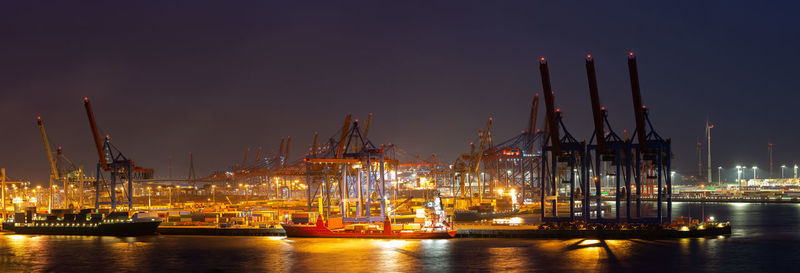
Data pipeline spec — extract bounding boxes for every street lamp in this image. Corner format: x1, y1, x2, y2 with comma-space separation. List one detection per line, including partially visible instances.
717, 167, 722, 185
752, 166, 758, 180
212, 185, 216, 206
736, 166, 742, 184
795, 165, 798, 179
781, 165, 787, 179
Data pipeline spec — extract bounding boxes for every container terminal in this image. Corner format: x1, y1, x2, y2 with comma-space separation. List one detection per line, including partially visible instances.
0, 53, 732, 239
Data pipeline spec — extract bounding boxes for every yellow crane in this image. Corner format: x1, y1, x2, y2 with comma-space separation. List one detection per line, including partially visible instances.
37, 116, 60, 212
1, 168, 25, 228
471, 117, 493, 201
37, 117, 88, 210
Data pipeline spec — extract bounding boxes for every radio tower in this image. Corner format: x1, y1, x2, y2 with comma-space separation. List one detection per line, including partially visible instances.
706, 120, 713, 184
697, 140, 703, 179
188, 152, 197, 189
769, 143, 774, 178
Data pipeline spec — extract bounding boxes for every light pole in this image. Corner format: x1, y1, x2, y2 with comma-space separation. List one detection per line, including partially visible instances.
147, 186, 152, 210
670, 171, 676, 185
782, 165, 787, 179
752, 166, 758, 180
212, 185, 216, 206
717, 167, 722, 185
795, 165, 798, 179
736, 166, 742, 185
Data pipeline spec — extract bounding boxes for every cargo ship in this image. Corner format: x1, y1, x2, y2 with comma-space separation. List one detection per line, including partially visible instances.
281, 215, 456, 239
2, 210, 161, 236
282, 196, 456, 239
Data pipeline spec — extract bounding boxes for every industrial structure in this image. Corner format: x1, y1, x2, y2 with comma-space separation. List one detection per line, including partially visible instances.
36, 116, 89, 211
534, 53, 672, 223
83, 97, 154, 211
0, 54, 680, 234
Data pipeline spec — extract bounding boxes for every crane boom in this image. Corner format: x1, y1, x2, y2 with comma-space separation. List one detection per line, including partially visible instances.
472, 117, 493, 175
528, 95, 539, 154
539, 58, 560, 154
312, 132, 319, 156
627, 53, 648, 151
335, 114, 352, 158
586, 55, 607, 153
83, 98, 110, 170
242, 148, 250, 169
284, 136, 291, 168
363, 113, 373, 140
278, 137, 285, 166
528, 95, 539, 135
37, 117, 60, 181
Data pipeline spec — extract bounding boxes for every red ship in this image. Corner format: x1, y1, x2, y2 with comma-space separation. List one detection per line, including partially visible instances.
281, 216, 457, 239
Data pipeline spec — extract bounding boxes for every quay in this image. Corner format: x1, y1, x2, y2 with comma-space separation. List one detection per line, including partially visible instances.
603, 196, 800, 204
158, 226, 285, 236
151, 222, 731, 239
454, 223, 731, 239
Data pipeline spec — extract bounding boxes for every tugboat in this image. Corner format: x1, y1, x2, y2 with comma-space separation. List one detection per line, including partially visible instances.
2, 209, 161, 236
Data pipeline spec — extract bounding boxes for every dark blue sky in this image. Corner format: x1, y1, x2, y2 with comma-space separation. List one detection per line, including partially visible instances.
1, 1, 799, 183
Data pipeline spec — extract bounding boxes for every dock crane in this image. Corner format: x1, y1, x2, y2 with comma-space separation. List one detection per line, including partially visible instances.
539, 57, 587, 222
451, 118, 492, 203
37, 117, 88, 210
37, 116, 60, 212
1, 168, 25, 227
472, 117, 492, 200
83, 97, 153, 211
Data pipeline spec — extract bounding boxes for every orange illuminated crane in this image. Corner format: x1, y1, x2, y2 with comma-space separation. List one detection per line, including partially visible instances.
83, 97, 153, 211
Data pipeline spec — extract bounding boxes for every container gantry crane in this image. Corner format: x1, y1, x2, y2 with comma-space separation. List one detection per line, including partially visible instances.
539, 57, 587, 222
83, 97, 153, 211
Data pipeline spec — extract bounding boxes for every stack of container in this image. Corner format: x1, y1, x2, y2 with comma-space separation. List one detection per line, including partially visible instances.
290, 212, 318, 224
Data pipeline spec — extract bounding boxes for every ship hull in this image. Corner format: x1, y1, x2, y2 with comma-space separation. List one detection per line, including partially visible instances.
2, 221, 161, 236
453, 209, 519, 222
281, 223, 456, 239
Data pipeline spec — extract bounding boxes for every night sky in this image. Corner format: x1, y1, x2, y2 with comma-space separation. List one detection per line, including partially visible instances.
2, 1, 799, 184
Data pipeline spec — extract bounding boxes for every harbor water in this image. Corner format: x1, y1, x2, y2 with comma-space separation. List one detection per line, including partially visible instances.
2, 203, 799, 272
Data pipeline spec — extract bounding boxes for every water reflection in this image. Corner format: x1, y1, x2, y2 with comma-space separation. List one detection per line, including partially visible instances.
1, 203, 798, 272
